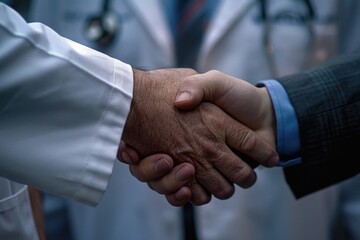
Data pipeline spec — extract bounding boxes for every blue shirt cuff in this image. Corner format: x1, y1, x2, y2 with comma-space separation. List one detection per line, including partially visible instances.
257, 80, 302, 167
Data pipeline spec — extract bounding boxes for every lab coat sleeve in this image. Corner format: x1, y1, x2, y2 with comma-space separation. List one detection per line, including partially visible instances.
0, 3, 133, 206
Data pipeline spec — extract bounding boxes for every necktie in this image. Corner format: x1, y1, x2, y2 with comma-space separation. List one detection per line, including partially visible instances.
176, 1, 218, 239
176, 0, 218, 68
6, 0, 32, 20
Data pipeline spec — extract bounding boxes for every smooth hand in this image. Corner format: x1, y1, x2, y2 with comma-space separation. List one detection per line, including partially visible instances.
175, 70, 277, 151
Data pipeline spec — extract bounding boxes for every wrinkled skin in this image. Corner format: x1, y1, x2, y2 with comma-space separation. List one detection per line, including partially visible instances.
122, 68, 277, 204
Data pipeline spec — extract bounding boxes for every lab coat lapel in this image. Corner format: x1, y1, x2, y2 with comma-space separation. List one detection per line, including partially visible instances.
126, 0, 174, 61
199, 0, 256, 66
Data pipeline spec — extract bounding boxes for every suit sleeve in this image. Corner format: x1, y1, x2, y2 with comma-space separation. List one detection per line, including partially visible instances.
277, 52, 360, 198
0, 3, 133, 206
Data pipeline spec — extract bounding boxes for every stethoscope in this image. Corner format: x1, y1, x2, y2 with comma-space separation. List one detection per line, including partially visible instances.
85, 0, 118, 46
260, 0, 316, 76
85, 0, 316, 76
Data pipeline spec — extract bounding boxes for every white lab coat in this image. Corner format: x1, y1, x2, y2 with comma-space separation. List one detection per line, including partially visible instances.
0, 178, 38, 240
0, 3, 133, 238
29, 0, 360, 240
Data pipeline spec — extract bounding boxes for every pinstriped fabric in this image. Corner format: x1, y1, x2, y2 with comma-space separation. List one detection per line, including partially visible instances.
278, 52, 360, 198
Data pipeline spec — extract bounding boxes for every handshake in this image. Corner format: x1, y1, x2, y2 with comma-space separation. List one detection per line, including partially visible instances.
119, 68, 279, 206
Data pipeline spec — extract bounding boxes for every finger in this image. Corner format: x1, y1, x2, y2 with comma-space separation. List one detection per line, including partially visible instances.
175, 70, 237, 110
194, 163, 235, 200
165, 187, 192, 207
209, 139, 257, 188
117, 141, 140, 164
213, 148, 258, 188
175, 75, 206, 110
150, 165, 211, 205
147, 163, 195, 194
188, 103, 255, 197
225, 117, 279, 167
129, 154, 174, 182
188, 182, 211, 205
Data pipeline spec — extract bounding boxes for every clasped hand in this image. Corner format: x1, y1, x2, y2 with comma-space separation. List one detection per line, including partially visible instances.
120, 69, 278, 206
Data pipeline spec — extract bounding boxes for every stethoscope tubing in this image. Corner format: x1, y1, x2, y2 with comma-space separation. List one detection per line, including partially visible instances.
260, 0, 316, 76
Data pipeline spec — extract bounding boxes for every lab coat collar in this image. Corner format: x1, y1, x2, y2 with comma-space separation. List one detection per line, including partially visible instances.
125, 0, 174, 62
125, 0, 256, 69
199, 0, 256, 67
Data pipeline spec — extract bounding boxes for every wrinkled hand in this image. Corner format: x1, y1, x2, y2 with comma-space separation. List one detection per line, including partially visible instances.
120, 68, 278, 205
119, 141, 195, 206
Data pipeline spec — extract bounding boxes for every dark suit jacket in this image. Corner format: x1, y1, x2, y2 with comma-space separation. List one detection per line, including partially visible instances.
277, 52, 360, 198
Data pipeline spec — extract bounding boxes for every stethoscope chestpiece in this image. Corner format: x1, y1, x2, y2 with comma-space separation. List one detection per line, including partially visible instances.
85, 11, 118, 46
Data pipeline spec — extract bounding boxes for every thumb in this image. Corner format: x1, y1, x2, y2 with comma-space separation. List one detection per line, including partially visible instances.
175, 78, 205, 110
175, 70, 227, 110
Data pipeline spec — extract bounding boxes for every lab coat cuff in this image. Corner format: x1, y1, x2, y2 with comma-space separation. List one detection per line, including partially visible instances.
74, 61, 133, 206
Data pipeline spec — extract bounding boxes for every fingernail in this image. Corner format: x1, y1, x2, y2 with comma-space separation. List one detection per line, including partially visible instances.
154, 158, 171, 173
175, 165, 193, 181
176, 92, 191, 103
121, 151, 131, 164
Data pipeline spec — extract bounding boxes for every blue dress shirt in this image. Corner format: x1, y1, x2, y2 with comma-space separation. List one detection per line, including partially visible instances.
258, 80, 302, 167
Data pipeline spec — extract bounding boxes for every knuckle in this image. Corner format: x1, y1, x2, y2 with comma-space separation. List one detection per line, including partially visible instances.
234, 166, 255, 187
181, 68, 197, 76
239, 131, 257, 152
238, 166, 252, 180
207, 69, 221, 76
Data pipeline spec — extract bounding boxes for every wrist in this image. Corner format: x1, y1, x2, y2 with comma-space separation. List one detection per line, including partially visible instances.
257, 86, 277, 149
256, 80, 301, 166
132, 68, 150, 101
122, 69, 150, 145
